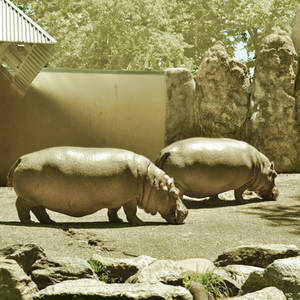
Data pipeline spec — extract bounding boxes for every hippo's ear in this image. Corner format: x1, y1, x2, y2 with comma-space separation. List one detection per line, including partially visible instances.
269, 162, 277, 178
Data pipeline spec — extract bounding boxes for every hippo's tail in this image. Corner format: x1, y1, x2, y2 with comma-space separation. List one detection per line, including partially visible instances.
6, 158, 21, 187
155, 152, 170, 169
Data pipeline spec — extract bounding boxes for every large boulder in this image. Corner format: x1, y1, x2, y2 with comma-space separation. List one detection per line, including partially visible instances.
229, 287, 286, 300
126, 259, 186, 285
242, 256, 300, 299
195, 42, 250, 139
164, 68, 196, 145
0, 258, 38, 300
214, 264, 263, 296
214, 244, 300, 268
90, 254, 156, 281
31, 256, 96, 290
245, 31, 298, 172
0, 244, 46, 274
34, 279, 193, 300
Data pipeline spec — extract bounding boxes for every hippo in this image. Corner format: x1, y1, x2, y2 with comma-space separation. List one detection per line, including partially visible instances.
7, 147, 188, 225
155, 138, 279, 202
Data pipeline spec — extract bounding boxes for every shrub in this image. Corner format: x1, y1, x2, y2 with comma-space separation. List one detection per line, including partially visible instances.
88, 258, 123, 283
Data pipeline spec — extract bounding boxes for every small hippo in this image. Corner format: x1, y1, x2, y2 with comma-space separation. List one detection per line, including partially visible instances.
7, 147, 188, 225
156, 138, 279, 201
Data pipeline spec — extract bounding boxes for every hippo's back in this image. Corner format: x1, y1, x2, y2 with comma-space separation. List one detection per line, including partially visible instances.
10, 147, 147, 216
156, 138, 260, 198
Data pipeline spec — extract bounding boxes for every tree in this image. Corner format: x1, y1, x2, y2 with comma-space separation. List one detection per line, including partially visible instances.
17, 0, 300, 71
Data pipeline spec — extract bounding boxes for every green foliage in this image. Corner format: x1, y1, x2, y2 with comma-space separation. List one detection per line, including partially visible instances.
18, 0, 300, 71
88, 258, 123, 283
183, 271, 230, 299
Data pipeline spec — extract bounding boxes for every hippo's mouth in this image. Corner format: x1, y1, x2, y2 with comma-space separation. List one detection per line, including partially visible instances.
258, 186, 279, 201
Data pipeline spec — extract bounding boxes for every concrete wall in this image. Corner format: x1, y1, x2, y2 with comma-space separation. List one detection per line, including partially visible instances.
0, 69, 166, 185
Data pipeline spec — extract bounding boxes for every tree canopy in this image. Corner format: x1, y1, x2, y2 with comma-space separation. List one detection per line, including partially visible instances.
18, 0, 300, 71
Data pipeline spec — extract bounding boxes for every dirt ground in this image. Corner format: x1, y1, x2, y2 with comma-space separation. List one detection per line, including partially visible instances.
0, 173, 299, 262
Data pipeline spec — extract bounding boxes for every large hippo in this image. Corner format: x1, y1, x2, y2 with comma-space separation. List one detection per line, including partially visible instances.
7, 147, 188, 225
156, 138, 279, 201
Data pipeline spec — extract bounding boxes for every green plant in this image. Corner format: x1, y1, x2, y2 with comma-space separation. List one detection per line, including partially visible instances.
88, 258, 123, 283
183, 271, 230, 299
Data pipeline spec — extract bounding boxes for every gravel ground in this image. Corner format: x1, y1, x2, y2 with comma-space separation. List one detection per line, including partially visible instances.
0, 173, 299, 261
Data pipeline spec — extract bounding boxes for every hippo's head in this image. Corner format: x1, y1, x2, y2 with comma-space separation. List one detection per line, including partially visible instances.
256, 162, 279, 200
154, 175, 188, 224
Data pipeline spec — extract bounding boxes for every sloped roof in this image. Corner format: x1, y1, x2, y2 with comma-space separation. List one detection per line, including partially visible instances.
0, 0, 56, 93
0, 0, 56, 44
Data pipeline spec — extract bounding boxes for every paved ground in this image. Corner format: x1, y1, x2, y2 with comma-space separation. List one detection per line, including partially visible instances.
0, 173, 299, 262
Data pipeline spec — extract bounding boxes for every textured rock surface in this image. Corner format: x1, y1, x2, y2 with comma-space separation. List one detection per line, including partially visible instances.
0, 258, 38, 300
176, 258, 215, 274
195, 42, 250, 139
31, 256, 95, 289
34, 279, 193, 300
91, 254, 156, 281
229, 287, 286, 300
165, 68, 196, 145
245, 31, 298, 172
242, 256, 300, 299
214, 244, 300, 268
214, 264, 263, 296
0, 244, 46, 274
126, 259, 185, 285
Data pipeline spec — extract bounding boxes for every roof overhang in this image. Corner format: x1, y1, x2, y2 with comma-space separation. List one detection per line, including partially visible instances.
0, 0, 56, 93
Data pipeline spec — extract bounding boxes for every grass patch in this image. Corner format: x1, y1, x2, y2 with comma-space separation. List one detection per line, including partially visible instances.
183, 271, 230, 299
88, 258, 123, 283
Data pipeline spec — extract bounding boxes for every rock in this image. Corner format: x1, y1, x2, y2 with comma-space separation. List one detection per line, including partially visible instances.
214, 264, 263, 296
165, 68, 196, 145
214, 244, 300, 267
195, 41, 250, 139
242, 256, 300, 299
90, 254, 156, 281
31, 256, 95, 289
188, 282, 211, 300
126, 259, 185, 285
0, 243, 46, 274
34, 279, 193, 300
0, 258, 38, 300
229, 287, 286, 300
245, 31, 298, 172
176, 258, 215, 274
292, 4, 300, 56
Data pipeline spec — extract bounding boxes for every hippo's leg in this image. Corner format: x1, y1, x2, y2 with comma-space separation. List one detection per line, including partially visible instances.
16, 197, 34, 224
234, 183, 248, 202
107, 208, 123, 223
31, 206, 56, 224
123, 200, 144, 226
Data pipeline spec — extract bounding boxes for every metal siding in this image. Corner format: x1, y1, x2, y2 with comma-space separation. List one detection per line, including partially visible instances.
0, 0, 56, 44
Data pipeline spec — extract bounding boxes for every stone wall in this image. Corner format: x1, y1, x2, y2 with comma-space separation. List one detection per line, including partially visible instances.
165, 31, 300, 172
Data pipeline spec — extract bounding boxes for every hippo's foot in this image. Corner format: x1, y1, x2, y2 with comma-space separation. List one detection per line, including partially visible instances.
31, 206, 56, 224
123, 201, 144, 226
234, 185, 248, 203
107, 208, 123, 223
16, 197, 34, 225
127, 216, 144, 226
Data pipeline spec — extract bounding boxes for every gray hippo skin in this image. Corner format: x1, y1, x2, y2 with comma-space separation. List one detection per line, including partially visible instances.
156, 138, 279, 201
7, 147, 188, 225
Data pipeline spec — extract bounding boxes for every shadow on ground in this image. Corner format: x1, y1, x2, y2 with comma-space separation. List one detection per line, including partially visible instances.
183, 196, 264, 209
240, 195, 300, 235
0, 220, 168, 229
